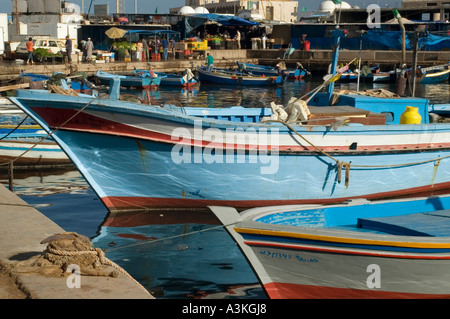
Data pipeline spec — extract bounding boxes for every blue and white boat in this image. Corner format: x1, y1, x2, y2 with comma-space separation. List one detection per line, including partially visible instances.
418, 64, 450, 84
8, 29, 450, 212
210, 194, 450, 299
196, 66, 284, 86
0, 132, 70, 166
134, 68, 197, 88
8, 84, 450, 213
96, 70, 161, 89
236, 61, 308, 80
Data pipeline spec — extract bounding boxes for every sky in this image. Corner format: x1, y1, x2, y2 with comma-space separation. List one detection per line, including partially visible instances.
2, 0, 402, 15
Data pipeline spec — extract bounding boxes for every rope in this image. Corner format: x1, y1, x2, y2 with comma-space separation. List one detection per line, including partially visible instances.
45, 245, 150, 295
0, 115, 30, 141
266, 119, 449, 186
108, 222, 239, 252
0, 97, 98, 167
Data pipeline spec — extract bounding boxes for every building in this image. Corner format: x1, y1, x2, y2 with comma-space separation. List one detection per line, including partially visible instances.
171, 0, 299, 23
9, 0, 82, 44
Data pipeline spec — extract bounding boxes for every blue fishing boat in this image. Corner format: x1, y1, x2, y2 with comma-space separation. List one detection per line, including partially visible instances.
0, 132, 70, 166
134, 68, 197, 88
236, 61, 309, 80
8, 83, 450, 213
8, 29, 450, 212
196, 66, 284, 86
210, 194, 450, 298
418, 65, 450, 84
96, 70, 161, 89
19, 70, 51, 82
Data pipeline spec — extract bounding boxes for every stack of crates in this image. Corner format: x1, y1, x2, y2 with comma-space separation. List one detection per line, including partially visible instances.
186, 40, 208, 50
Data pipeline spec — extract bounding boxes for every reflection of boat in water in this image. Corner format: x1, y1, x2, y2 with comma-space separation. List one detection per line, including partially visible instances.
1, 168, 85, 196
91, 209, 262, 298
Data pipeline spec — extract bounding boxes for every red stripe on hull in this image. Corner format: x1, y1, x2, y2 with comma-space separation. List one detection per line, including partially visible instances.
264, 282, 450, 299
31, 107, 450, 152
101, 182, 450, 211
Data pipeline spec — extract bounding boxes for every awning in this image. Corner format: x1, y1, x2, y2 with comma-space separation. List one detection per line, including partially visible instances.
190, 13, 260, 26
124, 30, 180, 36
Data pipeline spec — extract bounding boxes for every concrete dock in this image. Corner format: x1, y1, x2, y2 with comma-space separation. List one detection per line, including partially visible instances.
0, 183, 153, 299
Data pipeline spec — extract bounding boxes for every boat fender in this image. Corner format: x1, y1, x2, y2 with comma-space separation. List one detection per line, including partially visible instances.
269, 102, 288, 122
285, 97, 310, 123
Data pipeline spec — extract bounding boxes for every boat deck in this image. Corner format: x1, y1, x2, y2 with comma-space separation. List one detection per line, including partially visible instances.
358, 210, 450, 237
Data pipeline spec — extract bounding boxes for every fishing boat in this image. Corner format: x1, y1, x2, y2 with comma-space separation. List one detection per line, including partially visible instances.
236, 61, 309, 80
339, 70, 394, 83
0, 132, 70, 166
209, 194, 450, 298
96, 70, 161, 89
134, 68, 197, 88
417, 64, 450, 84
19, 70, 51, 82
196, 66, 284, 86
8, 83, 450, 213
8, 29, 450, 212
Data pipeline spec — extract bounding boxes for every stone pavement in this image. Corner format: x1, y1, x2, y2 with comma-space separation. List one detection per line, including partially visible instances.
0, 183, 153, 299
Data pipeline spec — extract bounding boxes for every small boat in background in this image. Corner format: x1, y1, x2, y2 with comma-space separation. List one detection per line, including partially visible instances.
417, 64, 450, 84
0, 132, 70, 167
134, 68, 197, 88
197, 66, 284, 86
96, 70, 161, 89
236, 61, 309, 80
210, 194, 450, 299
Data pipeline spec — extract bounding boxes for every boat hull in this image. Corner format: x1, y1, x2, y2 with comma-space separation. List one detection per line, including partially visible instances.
419, 69, 450, 84
10, 92, 450, 212
197, 67, 283, 86
210, 195, 450, 299
0, 134, 70, 166
241, 236, 450, 298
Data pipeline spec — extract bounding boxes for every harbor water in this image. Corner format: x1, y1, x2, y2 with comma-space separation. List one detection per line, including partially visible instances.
1, 77, 449, 299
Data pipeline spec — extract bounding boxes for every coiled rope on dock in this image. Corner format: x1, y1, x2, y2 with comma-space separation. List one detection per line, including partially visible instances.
45, 244, 150, 294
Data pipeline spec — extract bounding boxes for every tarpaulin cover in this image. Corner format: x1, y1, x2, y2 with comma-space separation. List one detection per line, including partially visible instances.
363, 30, 450, 50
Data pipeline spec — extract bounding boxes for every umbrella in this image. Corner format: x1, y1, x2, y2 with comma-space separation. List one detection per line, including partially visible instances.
105, 27, 127, 39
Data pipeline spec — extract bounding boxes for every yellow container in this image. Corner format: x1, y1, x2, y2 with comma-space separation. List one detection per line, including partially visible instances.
400, 106, 421, 124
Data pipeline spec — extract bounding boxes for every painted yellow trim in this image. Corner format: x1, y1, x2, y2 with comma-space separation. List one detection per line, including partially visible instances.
234, 227, 450, 249
0, 125, 41, 129
426, 69, 450, 77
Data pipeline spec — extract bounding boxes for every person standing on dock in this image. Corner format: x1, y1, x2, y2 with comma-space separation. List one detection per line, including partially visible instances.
162, 37, 169, 60
25, 37, 33, 65
235, 29, 241, 49
142, 38, 149, 61
65, 36, 72, 63
206, 52, 214, 71
86, 38, 93, 62
136, 39, 143, 61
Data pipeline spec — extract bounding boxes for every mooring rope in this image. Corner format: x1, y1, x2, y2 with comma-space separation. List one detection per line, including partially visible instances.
107, 222, 239, 252
267, 119, 449, 187
0, 115, 30, 141
45, 245, 150, 294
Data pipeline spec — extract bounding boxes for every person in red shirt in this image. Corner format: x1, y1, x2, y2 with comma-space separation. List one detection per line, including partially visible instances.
26, 37, 33, 65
